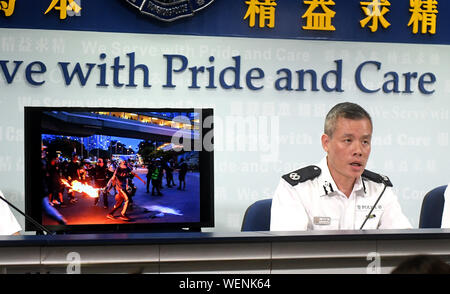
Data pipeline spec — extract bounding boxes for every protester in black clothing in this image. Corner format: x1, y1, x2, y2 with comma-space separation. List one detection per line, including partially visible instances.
40, 152, 67, 226
145, 161, 154, 193
124, 160, 138, 203
177, 158, 188, 191
93, 158, 109, 208
47, 155, 64, 206
164, 159, 175, 187
66, 154, 81, 204
125, 160, 145, 203
104, 159, 116, 195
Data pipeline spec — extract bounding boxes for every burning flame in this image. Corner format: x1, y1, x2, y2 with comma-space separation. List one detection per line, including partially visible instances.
61, 179, 99, 198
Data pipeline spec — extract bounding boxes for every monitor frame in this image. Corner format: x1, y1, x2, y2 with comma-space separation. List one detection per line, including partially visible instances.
24, 107, 214, 234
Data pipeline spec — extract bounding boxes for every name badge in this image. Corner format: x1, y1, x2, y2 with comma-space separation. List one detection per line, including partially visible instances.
313, 216, 331, 226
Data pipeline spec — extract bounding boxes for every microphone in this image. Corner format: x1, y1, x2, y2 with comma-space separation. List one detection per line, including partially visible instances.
0, 192, 53, 235
359, 172, 392, 230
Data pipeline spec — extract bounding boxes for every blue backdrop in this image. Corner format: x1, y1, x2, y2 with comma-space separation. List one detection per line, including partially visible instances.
0, 0, 447, 45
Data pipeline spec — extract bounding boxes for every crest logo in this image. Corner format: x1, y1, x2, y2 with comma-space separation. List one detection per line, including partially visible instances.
289, 172, 300, 181
126, 0, 215, 22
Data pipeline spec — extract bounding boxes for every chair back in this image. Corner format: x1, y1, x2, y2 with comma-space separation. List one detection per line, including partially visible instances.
419, 185, 447, 228
241, 199, 272, 231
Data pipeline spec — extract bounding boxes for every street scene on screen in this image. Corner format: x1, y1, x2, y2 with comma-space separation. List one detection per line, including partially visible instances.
40, 111, 201, 225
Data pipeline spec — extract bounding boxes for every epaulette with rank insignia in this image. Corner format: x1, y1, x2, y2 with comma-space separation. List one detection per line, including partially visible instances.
282, 165, 321, 187
362, 169, 393, 187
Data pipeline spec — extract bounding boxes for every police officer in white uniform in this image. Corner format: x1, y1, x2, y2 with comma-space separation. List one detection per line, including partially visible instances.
270, 102, 412, 231
0, 190, 22, 235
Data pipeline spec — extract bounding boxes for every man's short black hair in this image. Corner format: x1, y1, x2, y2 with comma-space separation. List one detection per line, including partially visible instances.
324, 102, 372, 137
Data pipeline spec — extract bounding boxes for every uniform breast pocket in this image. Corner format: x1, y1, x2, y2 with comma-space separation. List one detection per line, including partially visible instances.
356, 210, 381, 230
312, 216, 340, 230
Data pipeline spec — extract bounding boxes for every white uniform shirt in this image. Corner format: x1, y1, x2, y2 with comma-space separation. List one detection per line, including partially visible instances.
0, 190, 22, 235
270, 157, 412, 231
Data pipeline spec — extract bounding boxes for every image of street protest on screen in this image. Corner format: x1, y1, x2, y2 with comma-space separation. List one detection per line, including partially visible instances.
40, 110, 201, 225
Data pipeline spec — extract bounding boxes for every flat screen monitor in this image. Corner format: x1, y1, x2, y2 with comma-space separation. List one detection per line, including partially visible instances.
24, 107, 214, 233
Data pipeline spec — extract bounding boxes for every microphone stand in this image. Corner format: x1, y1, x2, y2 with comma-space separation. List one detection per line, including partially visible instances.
0, 194, 53, 235
359, 183, 388, 230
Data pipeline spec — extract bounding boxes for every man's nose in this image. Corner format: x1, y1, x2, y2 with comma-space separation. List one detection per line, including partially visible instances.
352, 142, 363, 156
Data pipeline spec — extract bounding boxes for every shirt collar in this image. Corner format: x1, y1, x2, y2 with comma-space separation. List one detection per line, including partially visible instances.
317, 156, 366, 197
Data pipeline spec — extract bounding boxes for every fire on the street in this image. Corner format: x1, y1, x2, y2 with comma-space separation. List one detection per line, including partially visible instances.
61, 179, 99, 198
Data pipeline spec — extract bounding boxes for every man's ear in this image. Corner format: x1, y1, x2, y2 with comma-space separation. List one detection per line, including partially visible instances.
321, 133, 329, 153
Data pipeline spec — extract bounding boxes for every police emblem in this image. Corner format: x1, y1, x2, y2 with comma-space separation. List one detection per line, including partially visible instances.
289, 172, 300, 181
125, 0, 215, 22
